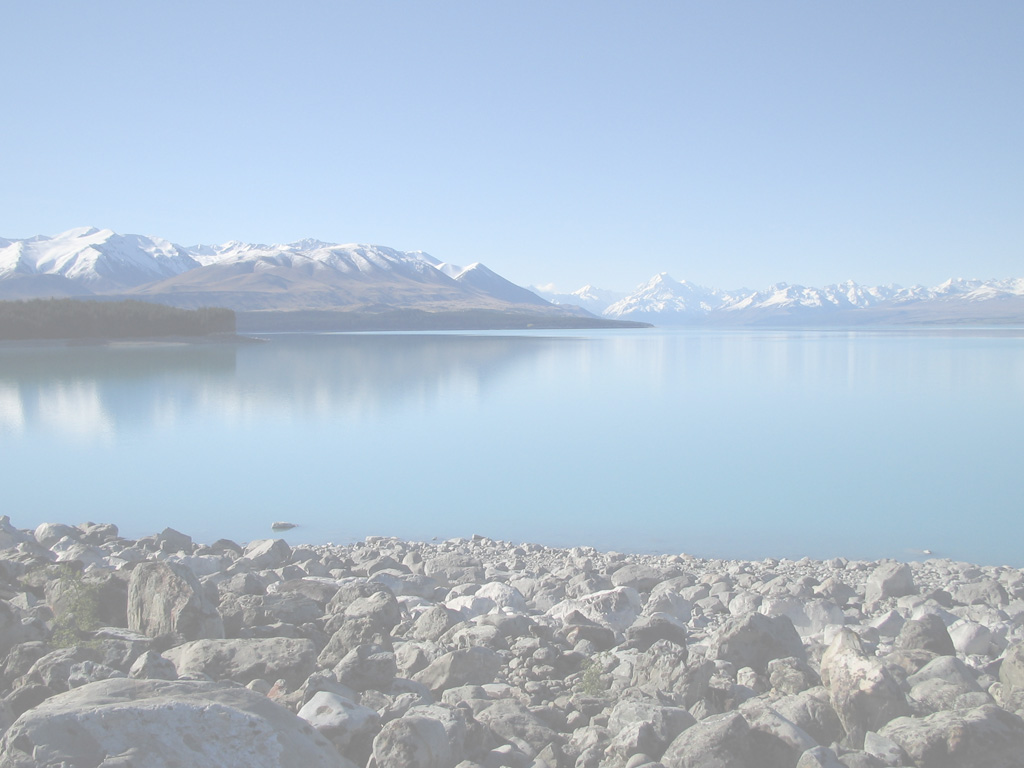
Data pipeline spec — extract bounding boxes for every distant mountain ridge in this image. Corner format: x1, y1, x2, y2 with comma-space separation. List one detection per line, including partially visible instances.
539, 272, 1024, 326
0, 228, 571, 316
3, 229, 1020, 325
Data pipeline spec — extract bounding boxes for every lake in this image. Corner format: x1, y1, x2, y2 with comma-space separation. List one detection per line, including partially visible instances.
1, 328, 1022, 566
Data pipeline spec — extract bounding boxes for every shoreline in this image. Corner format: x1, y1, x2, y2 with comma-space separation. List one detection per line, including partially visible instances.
0, 516, 1022, 766
0, 332, 263, 348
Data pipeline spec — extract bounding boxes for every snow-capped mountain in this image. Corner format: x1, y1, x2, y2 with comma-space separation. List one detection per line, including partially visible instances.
0, 227, 198, 292
604, 273, 736, 318
532, 284, 626, 315
452, 263, 550, 306
598, 274, 1024, 325
0, 229, 573, 315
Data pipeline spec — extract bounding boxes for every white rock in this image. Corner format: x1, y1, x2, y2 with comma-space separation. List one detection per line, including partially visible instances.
0, 678, 350, 768
297, 691, 380, 763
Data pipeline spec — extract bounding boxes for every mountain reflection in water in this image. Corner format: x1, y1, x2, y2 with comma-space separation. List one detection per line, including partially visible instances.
0, 329, 1021, 566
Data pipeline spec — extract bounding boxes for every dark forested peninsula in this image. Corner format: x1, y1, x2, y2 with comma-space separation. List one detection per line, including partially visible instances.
0, 299, 235, 340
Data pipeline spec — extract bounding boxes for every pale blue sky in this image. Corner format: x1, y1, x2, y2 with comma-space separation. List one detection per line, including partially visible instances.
2, 2, 1021, 292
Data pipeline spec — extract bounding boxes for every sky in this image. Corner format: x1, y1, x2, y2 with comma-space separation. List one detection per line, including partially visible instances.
2, 2, 1021, 293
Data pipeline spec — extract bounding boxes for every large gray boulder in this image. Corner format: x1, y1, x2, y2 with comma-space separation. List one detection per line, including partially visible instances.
164, 637, 317, 688
0, 601, 46, 659
297, 691, 381, 765
317, 616, 394, 669
0, 678, 352, 768
127, 561, 224, 641
624, 612, 688, 652
631, 640, 711, 707
879, 704, 1024, 768
661, 710, 752, 768
548, 586, 643, 633
373, 714, 452, 768
998, 641, 1024, 693
412, 646, 501, 695
708, 613, 806, 673
743, 703, 819, 768
820, 629, 909, 749
243, 539, 292, 570
611, 563, 667, 592
475, 698, 562, 755
606, 700, 695, 762
770, 688, 844, 750
796, 746, 845, 768
34, 523, 80, 549
332, 644, 397, 692
865, 562, 915, 607
422, 554, 485, 586
894, 614, 955, 656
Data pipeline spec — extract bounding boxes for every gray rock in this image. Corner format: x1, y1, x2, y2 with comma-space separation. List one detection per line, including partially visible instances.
24, 646, 102, 692
164, 637, 317, 688
759, 597, 845, 639
66, 661, 126, 688
770, 689, 844, 752
333, 644, 397, 692
318, 615, 394, 669
906, 654, 980, 690
865, 563, 915, 607
243, 538, 292, 570
611, 564, 667, 592
879, 704, 1024, 768
476, 699, 561, 755
157, 527, 193, 554
412, 605, 463, 643
862, 730, 909, 767
52, 541, 107, 569
631, 641, 712, 707
548, 587, 642, 633
0, 641, 51, 688
76, 522, 119, 546
0, 601, 46, 659
34, 523, 80, 549
0, 678, 351, 768
894, 614, 955, 656
407, 703, 493, 765
373, 714, 453, 768
624, 613, 688, 652
128, 650, 178, 680
948, 619, 993, 656
998, 641, 1024, 693
423, 554, 486, 586
413, 646, 501, 695
661, 710, 752, 768
767, 656, 821, 695
606, 700, 695, 761
743, 704, 818, 768
126, 561, 224, 641
297, 690, 381, 765
820, 629, 909, 749
796, 746, 845, 768
708, 612, 806, 673
953, 578, 1009, 607
0, 517, 34, 550
344, 588, 401, 630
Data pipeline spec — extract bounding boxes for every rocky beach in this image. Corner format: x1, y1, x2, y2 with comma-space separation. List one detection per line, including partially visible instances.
0, 516, 1022, 768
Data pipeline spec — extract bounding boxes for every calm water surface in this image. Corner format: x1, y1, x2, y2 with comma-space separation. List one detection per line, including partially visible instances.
1, 328, 1021, 566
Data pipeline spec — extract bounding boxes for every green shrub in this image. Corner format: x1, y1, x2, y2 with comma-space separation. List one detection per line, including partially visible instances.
46, 564, 103, 647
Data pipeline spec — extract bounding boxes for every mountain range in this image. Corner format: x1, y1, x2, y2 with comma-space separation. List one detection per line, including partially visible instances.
1, 228, 1021, 326
535, 272, 1024, 326
0, 227, 579, 318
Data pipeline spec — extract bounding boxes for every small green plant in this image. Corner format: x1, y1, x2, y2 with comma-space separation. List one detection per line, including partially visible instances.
46, 564, 103, 648
580, 655, 607, 696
